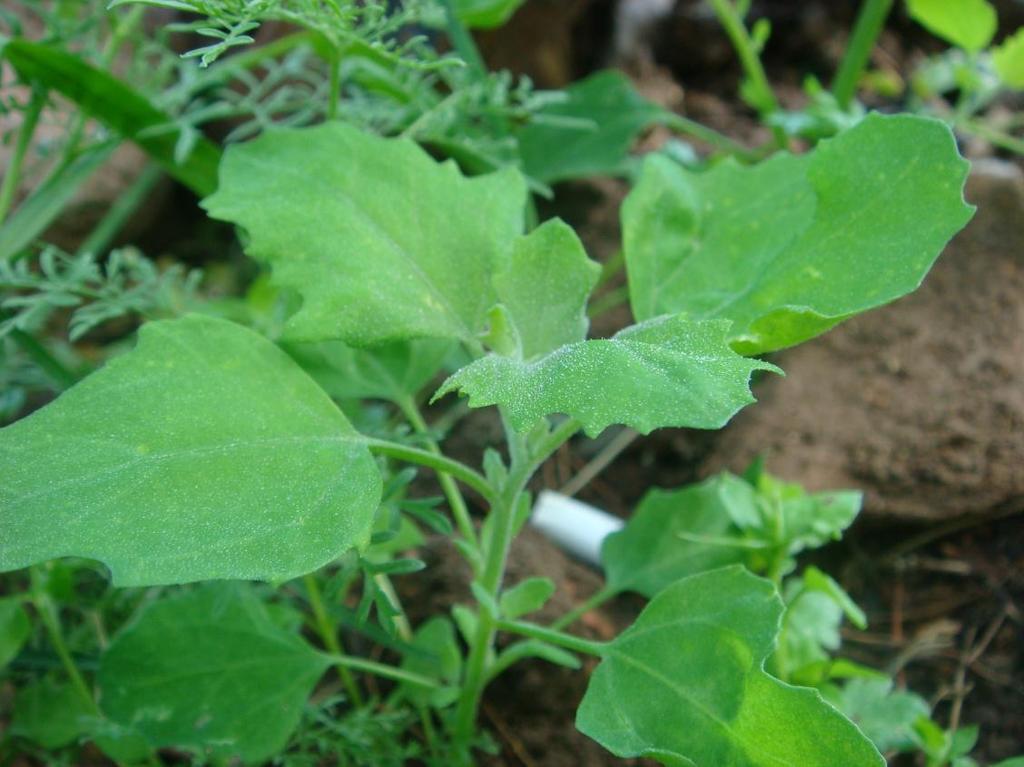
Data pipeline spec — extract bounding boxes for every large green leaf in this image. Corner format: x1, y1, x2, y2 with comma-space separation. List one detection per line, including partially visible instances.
492, 219, 600, 359
623, 113, 973, 354
518, 70, 668, 184
436, 316, 777, 436
577, 567, 884, 766
906, 0, 997, 52
0, 315, 381, 586
204, 123, 528, 345
601, 477, 749, 598
99, 583, 331, 762
1, 39, 221, 196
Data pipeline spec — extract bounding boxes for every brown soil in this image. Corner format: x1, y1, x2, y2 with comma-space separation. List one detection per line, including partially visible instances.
701, 159, 1024, 523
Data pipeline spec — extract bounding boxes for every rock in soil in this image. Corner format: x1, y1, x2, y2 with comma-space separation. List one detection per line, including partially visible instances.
701, 159, 1024, 522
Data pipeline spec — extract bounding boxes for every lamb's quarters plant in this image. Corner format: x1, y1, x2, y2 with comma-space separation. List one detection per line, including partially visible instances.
0, 101, 982, 765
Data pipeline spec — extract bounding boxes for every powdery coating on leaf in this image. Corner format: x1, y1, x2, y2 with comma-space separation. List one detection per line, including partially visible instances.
624, 113, 974, 355
0, 315, 381, 586
436, 316, 778, 436
576, 566, 885, 767
203, 122, 528, 346
99, 583, 331, 762
493, 218, 601, 360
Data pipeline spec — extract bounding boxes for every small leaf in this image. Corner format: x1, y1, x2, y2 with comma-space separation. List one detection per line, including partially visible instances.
10, 680, 93, 748
401, 617, 463, 708
492, 219, 601, 359
993, 28, 1024, 88
824, 677, 931, 753
518, 70, 669, 184
906, 0, 997, 52
204, 123, 527, 345
0, 315, 381, 586
576, 566, 884, 766
99, 583, 330, 762
500, 576, 556, 619
624, 113, 973, 354
285, 339, 453, 404
601, 476, 751, 598
436, 316, 778, 436
490, 639, 581, 681
0, 597, 30, 668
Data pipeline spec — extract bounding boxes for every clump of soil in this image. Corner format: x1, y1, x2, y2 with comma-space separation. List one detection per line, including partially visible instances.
702, 159, 1024, 522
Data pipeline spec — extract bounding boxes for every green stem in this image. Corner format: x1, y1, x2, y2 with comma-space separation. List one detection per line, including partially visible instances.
551, 585, 618, 631
396, 396, 479, 553
831, 0, 894, 109
451, 416, 582, 758
958, 117, 1024, 155
365, 438, 494, 504
497, 620, 605, 657
662, 112, 758, 160
10, 329, 78, 389
327, 45, 341, 120
31, 572, 98, 714
707, 0, 778, 117
304, 574, 364, 707
0, 86, 45, 226
439, 0, 487, 77
324, 653, 440, 688
586, 284, 630, 320
76, 163, 162, 257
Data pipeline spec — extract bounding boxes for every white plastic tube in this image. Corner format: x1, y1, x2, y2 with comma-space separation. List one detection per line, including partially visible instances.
530, 490, 624, 567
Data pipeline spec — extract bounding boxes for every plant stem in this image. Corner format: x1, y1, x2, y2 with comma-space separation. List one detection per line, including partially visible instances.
662, 112, 758, 160
586, 284, 630, 320
958, 117, 1024, 155
0, 86, 45, 227
304, 573, 364, 707
327, 45, 341, 120
396, 396, 479, 553
324, 653, 439, 688
439, 0, 487, 77
451, 416, 583, 758
76, 163, 162, 257
707, 0, 778, 117
365, 438, 494, 504
831, 0, 894, 109
550, 585, 618, 631
497, 620, 605, 657
10, 329, 79, 389
31, 571, 98, 714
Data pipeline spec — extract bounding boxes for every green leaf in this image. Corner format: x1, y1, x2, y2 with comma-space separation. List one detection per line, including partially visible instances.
992, 758, 1024, 767
10, 679, 93, 748
2, 40, 220, 195
455, 0, 526, 28
801, 566, 866, 630
601, 476, 751, 598
285, 338, 453, 403
576, 566, 884, 767
0, 596, 29, 668
500, 576, 556, 619
0, 315, 381, 586
203, 123, 528, 345
775, 579, 845, 684
401, 616, 462, 708
623, 113, 973, 354
492, 219, 601, 359
436, 316, 777, 436
993, 28, 1024, 88
99, 583, 330, 762
518, 70, 668, 184
906, 0, 997, 52
824, 678, 930, 753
